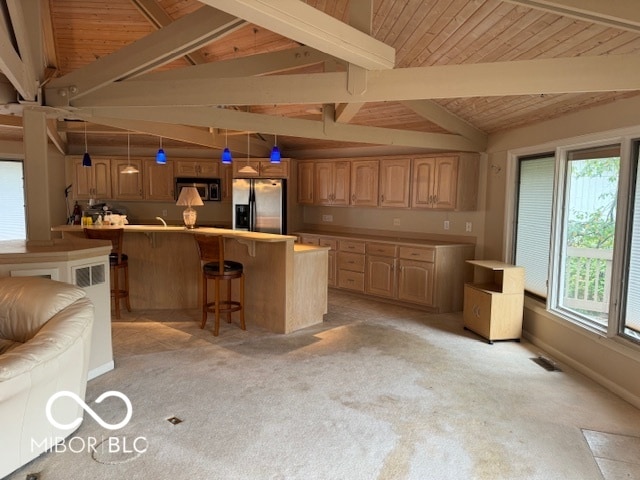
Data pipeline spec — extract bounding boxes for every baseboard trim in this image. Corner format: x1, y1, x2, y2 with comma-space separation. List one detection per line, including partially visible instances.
522, 331, 640, 409
88, 360, 114, 381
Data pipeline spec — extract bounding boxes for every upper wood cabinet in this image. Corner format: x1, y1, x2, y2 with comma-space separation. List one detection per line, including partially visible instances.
232, 158, 289, 178
175, 160, 219, 178
379, 158, 411, 208
350, 160, 379, 206
111, 158, 144, 200
314, 161, 350, 206
297, 161, 315, 205
144, 159, 174, 201
72, 157, 111, 200
411, 154, 479, 211
219, 164, 233, 203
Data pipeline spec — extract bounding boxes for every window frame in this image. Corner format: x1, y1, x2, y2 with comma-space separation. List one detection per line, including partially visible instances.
506, 129, 640, 348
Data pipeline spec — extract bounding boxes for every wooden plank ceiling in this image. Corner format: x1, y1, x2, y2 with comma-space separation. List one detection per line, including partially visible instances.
1, 0, 639, 158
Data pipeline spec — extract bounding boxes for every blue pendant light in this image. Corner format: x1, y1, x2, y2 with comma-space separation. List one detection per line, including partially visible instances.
270, 134, 281, 163
221, 129, 232, 164
82, 122, 92, 167
156, 136, 166, 164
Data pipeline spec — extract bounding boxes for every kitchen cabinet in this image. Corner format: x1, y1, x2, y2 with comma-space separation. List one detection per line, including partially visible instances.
365, 243, 397, 298
379, 158, 411, 208
297, 161, 315, 205
219, 164, 233, 202
111, 158, 144, 200
337, 240, 365, 292
350, 160, 379, 206
72, 157, 111, 200
411, 154, 479, 211
233, 158, 289, 178
144, 159, 174, 201
319, 237, 338, 287
315, 161, 350, 206
463, 260, 524, 343
175, 159, 219, 178
397, 246, 436, 306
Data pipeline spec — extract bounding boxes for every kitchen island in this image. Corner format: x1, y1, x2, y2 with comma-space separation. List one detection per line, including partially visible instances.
52, 225, 329, 334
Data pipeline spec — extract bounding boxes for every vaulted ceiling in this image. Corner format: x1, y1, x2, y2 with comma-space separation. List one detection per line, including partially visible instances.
0, 0, 639, 159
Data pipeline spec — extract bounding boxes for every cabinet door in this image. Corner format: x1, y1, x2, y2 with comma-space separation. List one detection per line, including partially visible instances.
220, 164, 233, 202
327, 251, 337, 287
297, 162, 315, 204
380, 158, 411, 208
350, 160, 379, 206
397, 259, 435, 306
92, 159, 112, 199
73, 159, 94, 199
197, 160, 219, 178
366, 255, 396, 298
260, 159, 288, 178
144, 160, 174, 201
175, 161, 199, 177
463, 285, 493, 339
332, 161, 351, 206
432, 156, 459, 210
314, 162, 333, 205
111, 159, 144, 200
411, 158, 435, 208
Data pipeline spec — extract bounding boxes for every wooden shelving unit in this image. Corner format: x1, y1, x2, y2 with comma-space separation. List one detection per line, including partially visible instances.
463, 260, 525, 343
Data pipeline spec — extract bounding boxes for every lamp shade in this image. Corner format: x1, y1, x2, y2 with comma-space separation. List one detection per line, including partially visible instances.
221, 147, 232, 164
156, 148, 166, 164
270, 145, 281, 163
82, 152, 92, 167
176, 186, 204, 207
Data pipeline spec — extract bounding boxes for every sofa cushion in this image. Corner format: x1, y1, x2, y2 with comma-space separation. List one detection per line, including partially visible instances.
0, 277, 86, 343
0, 338, 20, 355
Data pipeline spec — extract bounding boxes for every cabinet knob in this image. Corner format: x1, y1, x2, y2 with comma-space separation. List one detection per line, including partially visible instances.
351, 194, 356, 201
381, 194, 385, 202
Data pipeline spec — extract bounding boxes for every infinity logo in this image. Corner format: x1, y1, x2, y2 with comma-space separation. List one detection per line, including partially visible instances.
46, 391, 133, 431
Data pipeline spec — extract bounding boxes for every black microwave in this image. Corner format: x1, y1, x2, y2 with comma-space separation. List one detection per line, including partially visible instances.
175, 178, 221, 202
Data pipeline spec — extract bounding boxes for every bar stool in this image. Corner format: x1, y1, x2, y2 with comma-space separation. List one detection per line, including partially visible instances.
84, 228, 130, 319
193, 234, 245, 336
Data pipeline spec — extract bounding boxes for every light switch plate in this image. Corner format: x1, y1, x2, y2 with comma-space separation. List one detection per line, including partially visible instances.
444, 220, 450, 230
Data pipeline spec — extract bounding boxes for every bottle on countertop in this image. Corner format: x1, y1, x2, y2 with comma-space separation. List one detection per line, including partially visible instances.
72, 201, 82, 225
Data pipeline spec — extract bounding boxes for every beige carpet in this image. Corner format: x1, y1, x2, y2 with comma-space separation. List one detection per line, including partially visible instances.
8, 291, 640, 479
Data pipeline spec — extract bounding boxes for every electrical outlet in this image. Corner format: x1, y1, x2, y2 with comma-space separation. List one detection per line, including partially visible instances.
322, 214, 333, 222
162, 209, 167, 217
466, 222, 472, 232
393, 218, 401, 226
444, 220, 450, 230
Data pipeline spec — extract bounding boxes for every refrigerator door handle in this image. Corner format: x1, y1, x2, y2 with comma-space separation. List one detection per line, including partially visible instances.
249, 181, 257, 231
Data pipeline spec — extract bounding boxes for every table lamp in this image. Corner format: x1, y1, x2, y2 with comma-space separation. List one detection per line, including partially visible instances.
176, 186, 204, 229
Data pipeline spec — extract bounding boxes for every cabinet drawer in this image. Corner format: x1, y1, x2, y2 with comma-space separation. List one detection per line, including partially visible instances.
366, 242, 396, 257
337, 252, 365, 272
398, 246, 435, 262
319, 237, 337, 250
338, 269, 364, 292
298, 235, 319, 246
339, 240, 366, 254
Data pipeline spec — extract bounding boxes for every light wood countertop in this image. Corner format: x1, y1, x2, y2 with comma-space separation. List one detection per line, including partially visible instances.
0, 238, 112, 263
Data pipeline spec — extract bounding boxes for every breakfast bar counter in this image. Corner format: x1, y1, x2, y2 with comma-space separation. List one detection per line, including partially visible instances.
52, 225, 329, 334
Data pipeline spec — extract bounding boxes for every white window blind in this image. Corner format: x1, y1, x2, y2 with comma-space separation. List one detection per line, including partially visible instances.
625, 155, 640, 333
0, 160, 26, 240
515, 156, 555, 297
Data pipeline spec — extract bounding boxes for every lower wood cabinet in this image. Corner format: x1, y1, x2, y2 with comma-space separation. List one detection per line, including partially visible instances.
463, 260, 525, 343
296, 232, 474, 313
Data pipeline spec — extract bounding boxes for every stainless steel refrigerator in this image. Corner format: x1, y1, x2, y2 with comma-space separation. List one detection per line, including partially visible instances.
232, 178, 286, 234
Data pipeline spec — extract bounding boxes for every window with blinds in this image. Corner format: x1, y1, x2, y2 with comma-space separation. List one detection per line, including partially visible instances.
623, 145, 640, 338
514, 155, 555, 297
0, 160, 26, 240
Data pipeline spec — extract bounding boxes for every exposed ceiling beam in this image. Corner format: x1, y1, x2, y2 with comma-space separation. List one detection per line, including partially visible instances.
5, 0, 41, 101
45, 7, 245, 105
75, 106, 482, 152
68, 115, 268, 156
40, 0, 58, 71
136, 46, 332, 81
335, 102, 363, 123
70, 53, 640, 107
501, 0, 640, 33
46, 117, 66, 155
130, 0, 211, 65
0, 7, 31, 100
198, 0, 395, 70
401, 100, 487, 148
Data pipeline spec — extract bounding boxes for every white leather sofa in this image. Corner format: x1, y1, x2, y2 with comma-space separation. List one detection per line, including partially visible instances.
0, 276, 94, 478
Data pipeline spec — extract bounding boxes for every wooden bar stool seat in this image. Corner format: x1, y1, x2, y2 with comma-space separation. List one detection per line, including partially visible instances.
193, 234, 245, 336
84, 228, 131, 319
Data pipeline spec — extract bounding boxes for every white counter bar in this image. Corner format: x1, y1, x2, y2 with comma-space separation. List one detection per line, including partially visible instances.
0, 238, 114, 379
52, 225, 329, 334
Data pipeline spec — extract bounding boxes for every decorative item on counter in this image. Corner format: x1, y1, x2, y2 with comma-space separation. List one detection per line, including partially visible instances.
176, 186, 204, 229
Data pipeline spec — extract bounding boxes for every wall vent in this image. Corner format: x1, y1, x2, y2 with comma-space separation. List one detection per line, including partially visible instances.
75, 264, 106, 288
